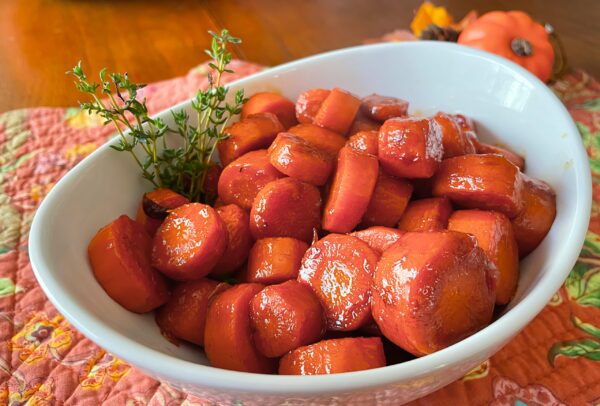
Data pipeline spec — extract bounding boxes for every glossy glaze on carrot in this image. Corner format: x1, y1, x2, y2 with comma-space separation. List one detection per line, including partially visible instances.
372, 231, 496, 356
88, 215, 170, 313
298, 234, 379, 331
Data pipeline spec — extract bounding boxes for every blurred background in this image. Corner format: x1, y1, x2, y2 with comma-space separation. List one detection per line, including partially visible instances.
0, 0, 598, 111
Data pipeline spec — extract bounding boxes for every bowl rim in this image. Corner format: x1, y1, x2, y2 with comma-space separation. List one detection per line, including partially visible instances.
29, 40, 592, 395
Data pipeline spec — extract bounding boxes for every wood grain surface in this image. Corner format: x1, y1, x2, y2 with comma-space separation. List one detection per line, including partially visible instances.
0, 0, 598, 111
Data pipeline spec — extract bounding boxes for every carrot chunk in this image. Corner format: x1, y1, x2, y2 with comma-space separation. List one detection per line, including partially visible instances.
322, 147, 379, 233
378, 117, 443, 178
88, 215, 170, 313
397, 197, 453, 231
152, 203, 228, 280
250, 280, 326, 357
211, 204, 253, 276
242, 92, 297, 129
432, 154, 524, 218
156, 279, 227, 345
246, 237, 309, 284
250, 177, 322, 243
218, 113, 284, 165
279, 337, 386, 375
313, 88, 361, 135
295, 88, 330, 124
204, 283, 277, 373
298, 234, 379, 331
372, 231, 496, 356
218, 150, 285, 210
268, 133, 335, 186
449, 209, 519, 304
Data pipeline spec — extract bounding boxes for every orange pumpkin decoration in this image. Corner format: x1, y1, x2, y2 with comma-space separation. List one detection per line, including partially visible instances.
458, 11, 554, 82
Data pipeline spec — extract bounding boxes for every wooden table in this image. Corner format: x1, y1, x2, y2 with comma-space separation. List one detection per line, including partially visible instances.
0, 0, 598, 112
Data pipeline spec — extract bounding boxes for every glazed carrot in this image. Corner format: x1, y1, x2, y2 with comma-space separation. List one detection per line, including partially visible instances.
361, 94, 409, 122
467, 132, 526, 170
250, 280, 326, 357
432, 154, 524, 218
348, 109, 381, 135
378, 117, 443, 178
361, 171, 413, 228
279, 337, 386, 375
152, 203, 228, 280
449, 210, 519, 304
322, 147, 379, 233
350, 226, 404, 255
204, 283, 277, 373
295, 88, 330, 124
433, 112, 476, 158
268, 133, 335, 186
298, 234, 379, 331
450, 113, 476, 133
217, 150, 285, 210
88, 215, 170, 313
313, 88, 361, 135
218, 113, 284, 165
250, 178, 322, 243
155, 279, 227, 345
346, 130, 378, 155
241, 92, 298, 129
135, 188, 190, 236
246, 237, 309, 284
511, 176, 556, 257
287, 123, 347, 155
211, 204, 254, 276
372, 231, 496, 356
397, 197, 453, 231
202, 164, 222, 198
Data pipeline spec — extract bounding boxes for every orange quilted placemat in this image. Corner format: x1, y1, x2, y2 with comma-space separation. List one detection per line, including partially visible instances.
1, 51, 600, 405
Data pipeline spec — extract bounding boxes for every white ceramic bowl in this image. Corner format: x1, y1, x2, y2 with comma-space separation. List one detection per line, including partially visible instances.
29, 42, 591, 405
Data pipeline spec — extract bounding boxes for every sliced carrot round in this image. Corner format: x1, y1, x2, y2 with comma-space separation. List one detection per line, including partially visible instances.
204, 283, 276, 373
135, 188, 190, 236
397, 197, 453, 231
432, 154, 524, 218
361, 171, 413, 228
152, 203, 228, 280
433, 112, 476, 158
88, 215, 170, 313
449, 209, 519, 305
250, 178, 322, 243
298, 234, 379, 331
155, 278, 227, 345
350, 226, 404, 255
511, 176, 556, 257
322, 147, 379, 233
314, 88, 361, 135
348, 110, 381, 135
268, 133, 335, 186
242, 92, 297, 129
250, 280, 326, 357
212, 204, 254, 276
361, 94, 409, 122
279, 337, 386, 375
218, 150, 285, 210
246, 237, 309, 284
295, 88, 330, 124
372, 231, 496, 356
287, 123, 346, 155
218, 113, 284, 165
378, 116, 443, 178
346, 130, 378, 155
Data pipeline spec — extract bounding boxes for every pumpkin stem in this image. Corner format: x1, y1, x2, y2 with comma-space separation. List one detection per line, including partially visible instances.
511, 38, 533, 57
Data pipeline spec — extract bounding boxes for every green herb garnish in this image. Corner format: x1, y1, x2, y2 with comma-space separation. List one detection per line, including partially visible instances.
68, 29, 246, 203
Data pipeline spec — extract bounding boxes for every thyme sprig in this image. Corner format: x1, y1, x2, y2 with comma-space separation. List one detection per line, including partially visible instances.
68, 29, 246, 203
